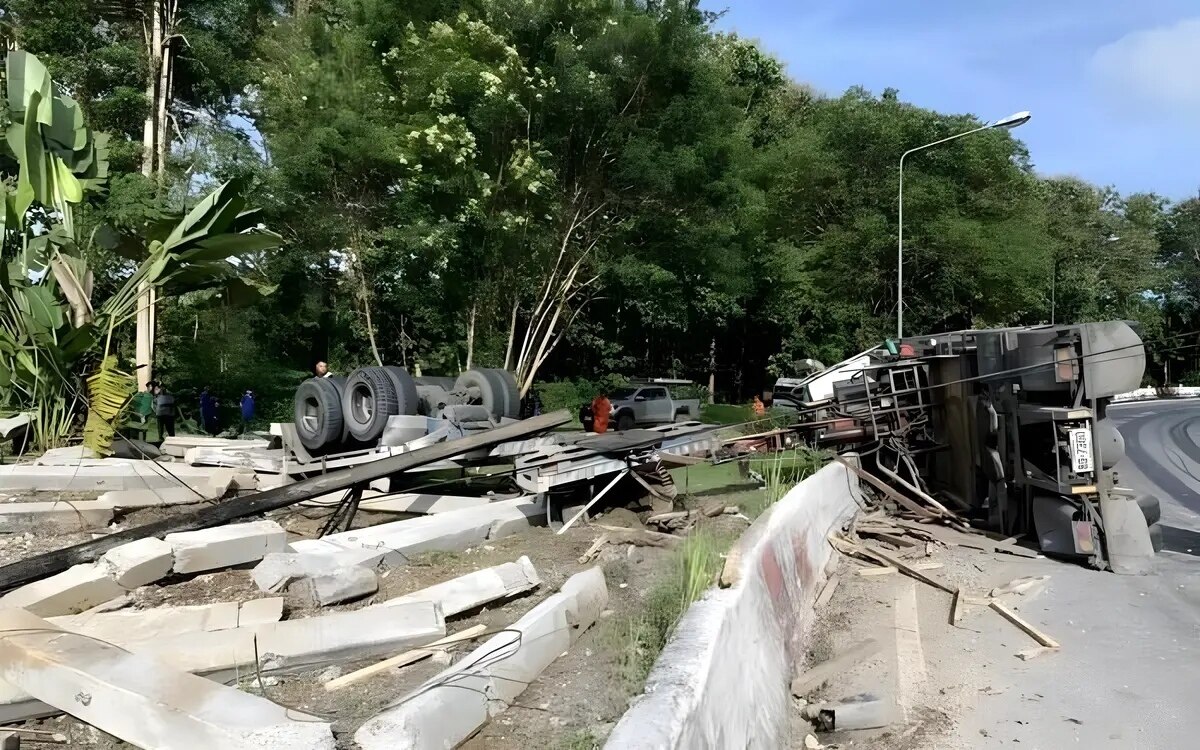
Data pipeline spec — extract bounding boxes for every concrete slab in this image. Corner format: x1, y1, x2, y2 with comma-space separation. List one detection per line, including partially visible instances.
0, 500, 114, 531
166, 520, 287, 574
351, 493, 519, 515
252, 547, 394, 594
48, 598, 285, 648
100, 537, 174, 588
312, 498, 543, 559
0, 608, 335, 749
0, 564, 125, 617
0, 462, 254, 493
0, 600, 434, 724
301, 566, 378, 607
99, 486, 216, 509
32, 446, 100, 465
162, 436, 270, 458
379, 556, 541, 617
355, 567, 606, 750
140, 600, 446, 675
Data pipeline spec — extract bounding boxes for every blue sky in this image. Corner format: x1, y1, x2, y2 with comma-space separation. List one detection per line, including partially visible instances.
709, 1, 1200, 200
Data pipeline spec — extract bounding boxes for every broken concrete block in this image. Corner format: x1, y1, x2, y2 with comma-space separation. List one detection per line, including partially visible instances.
0, 500, 114, 531
379, 556, 541, 617
355, 568, 607, 750
0, 564, 125, 617
100, 487, 209, 509
0, 462, 254, 493
0, 608, 335, 749
251, 547, 389, 594
100, 537, 175, 588
300, 566, 378, 607
48, 598, 286, 649
350, 492, 512, 515
141, 600, 445, 676
166, 520, 287, 574
313, 499, 542, 559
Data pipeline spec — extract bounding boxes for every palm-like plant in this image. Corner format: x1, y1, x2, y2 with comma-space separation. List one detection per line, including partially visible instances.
0, 51, 280, 453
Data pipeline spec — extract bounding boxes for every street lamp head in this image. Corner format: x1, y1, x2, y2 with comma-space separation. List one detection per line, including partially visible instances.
992, 111, 1032, 129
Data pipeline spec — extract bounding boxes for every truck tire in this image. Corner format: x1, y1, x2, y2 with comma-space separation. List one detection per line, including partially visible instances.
342, 367, 399, 443
454, 369, 503, 419
383, 366, 420, 416
1148, 522, 1164, 552
616, 411, 635, 432
294, 378, 344, 451
480, 368, 519, 419
1135, 493, 1161, 527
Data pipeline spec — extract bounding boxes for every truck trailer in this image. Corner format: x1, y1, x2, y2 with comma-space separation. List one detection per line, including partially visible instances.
778, 320, 1159, 573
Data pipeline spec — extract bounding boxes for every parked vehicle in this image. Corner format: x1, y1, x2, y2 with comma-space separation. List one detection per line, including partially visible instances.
606, 384, 700, 431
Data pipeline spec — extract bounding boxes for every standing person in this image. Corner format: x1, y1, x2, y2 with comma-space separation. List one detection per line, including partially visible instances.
240, 389, 256, 433
199, 386, 219, 435
591, 391, 611, 434
753, 394, 766, 417
153, 383, 176, 439
314, 361, 333, 378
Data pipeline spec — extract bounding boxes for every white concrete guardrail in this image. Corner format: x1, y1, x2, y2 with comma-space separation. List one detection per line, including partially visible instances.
1112, 387, 1200, 402
605, 460, 864, 749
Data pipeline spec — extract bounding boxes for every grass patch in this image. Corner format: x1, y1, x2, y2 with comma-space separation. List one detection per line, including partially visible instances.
602, 529, 735, 691
742, 447, 830, 518
410, 550, 460, 567
557, 730, 601, 750
700, 402, 754, 425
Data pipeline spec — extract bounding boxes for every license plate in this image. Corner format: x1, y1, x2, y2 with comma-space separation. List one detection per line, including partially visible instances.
1069, 428, 1094, 473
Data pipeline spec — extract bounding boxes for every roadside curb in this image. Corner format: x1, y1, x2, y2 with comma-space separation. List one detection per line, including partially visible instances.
604, 461, 864, 749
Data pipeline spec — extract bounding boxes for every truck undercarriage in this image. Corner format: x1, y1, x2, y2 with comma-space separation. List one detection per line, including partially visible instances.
777, 320, 1159, 573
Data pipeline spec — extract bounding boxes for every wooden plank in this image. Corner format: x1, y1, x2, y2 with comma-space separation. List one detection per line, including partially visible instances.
789, 638, 882, 698
912, 562, 943, 571
851, 540, 956, 595
989, 601, 1061, 648
815, 574, 840, 608
857, 566, 897, 577
950, 587, 963, 625
324, 624, 488, 691
834, 458, 941, 518
0, 411, 572, 593
578, 534, 611, 564
1016, 646, 1058, 661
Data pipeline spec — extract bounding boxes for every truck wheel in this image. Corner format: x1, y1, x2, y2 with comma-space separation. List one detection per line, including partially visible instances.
454, 369, 503, 419
383, 366, 420, 416
1148, 522, 1164, 552
294, 378, 344, 451
617, 412, 635, 432
342, 367, 399, 443
1135, 493, 1161, 526
480, 368, 520, 419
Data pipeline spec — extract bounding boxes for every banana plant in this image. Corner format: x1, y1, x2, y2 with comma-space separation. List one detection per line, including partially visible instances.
1, 51, 280, 454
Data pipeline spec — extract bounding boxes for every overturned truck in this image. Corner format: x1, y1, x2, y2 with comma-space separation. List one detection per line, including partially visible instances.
779, 321, 1159, 573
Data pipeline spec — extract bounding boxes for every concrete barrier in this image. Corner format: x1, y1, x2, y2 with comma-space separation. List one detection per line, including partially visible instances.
1112, 386, 1200, 402
605, 461, 864, 750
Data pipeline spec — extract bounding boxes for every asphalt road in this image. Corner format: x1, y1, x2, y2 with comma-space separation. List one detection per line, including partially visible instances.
942, 398, 1200, 750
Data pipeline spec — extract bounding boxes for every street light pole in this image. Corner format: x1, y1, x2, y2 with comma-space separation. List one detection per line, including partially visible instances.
896, 111, 1031, 339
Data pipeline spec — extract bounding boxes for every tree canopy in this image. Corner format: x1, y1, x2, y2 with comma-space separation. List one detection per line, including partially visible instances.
6, 0, 1198, 422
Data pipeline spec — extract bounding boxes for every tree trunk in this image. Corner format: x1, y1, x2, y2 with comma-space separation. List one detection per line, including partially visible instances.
502, 298, 518, 371
465, 303, 477, 371
136, 0, 163, 391
707, 337, 716, 405
154, 26, 173, 182
349, 242, 382, 366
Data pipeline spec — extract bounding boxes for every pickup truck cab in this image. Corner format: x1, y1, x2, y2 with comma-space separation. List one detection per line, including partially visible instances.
607, 385, 700, 431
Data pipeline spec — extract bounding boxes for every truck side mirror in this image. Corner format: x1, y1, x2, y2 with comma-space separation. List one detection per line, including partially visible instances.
634, 395, 646, 402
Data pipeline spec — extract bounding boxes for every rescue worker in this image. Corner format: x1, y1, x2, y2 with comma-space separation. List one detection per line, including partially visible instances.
753, 394, 766, 417
591, 391, 612, 434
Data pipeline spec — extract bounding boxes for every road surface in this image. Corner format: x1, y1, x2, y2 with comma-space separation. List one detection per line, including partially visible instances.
940, 399, 1200, 749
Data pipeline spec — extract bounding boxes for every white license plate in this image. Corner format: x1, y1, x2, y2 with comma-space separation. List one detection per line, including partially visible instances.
1069, 428, 1094, 473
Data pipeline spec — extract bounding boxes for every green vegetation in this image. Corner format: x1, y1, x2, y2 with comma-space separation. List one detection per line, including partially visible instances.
5, 2, 1200, 444
603, 529, 733, 690
700, 403, 755, 425
557, 730, 601, 750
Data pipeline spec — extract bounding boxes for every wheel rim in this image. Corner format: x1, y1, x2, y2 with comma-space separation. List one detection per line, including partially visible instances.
351, 384, 373, 423
302, 395, 321, 432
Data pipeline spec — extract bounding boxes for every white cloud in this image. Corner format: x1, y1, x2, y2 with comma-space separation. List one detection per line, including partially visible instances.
1090, 18, 1200, 115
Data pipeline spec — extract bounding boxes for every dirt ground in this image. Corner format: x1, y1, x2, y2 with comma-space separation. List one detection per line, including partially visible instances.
1, 477, 758, 749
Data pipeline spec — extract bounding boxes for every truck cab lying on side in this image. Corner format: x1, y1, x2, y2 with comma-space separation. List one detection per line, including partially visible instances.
778, 321, 1159, 574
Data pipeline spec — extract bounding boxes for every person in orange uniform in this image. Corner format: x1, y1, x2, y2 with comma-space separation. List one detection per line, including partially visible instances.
752, 394, 766, 417
591, 391, 612, 433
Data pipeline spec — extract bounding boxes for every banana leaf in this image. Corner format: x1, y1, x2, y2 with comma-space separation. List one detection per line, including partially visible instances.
82, 355, 135, 455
